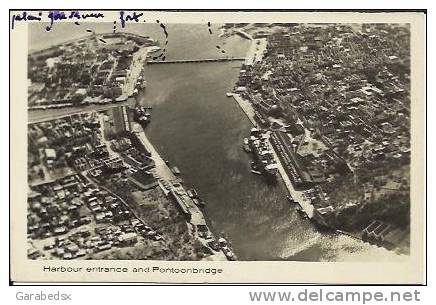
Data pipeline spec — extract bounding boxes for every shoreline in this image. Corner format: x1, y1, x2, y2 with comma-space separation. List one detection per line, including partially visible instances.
131, 122, 228, 261
121, 46, 149, 99
245, 37, 268, 66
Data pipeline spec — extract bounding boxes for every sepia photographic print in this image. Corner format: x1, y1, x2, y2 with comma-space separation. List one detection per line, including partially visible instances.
10, 10, 426, 284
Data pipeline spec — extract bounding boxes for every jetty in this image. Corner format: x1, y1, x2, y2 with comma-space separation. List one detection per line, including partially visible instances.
235, 30, 253, 40
227, 93, 257, 126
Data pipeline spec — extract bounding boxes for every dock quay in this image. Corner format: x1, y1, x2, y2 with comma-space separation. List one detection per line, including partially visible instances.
122, 47, 149, 97
147, 57, 245, 64
228, 93, 258, 126
336, 230, 363, 241
268, 135, 314, 219
228, 95, 314, 219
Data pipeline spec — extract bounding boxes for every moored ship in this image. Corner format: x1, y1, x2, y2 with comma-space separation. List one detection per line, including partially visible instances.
133, 105, 151, 127
246, 128, 278, 182
136, 76, 147, 90
218, 233, 237, 261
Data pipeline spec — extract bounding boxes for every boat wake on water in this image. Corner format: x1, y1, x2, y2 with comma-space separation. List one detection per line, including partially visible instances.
279, 235, 323, 259
318, 234, 409, 262
280, 232, 409, 262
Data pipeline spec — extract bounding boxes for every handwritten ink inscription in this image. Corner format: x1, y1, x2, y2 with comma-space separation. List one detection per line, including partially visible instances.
11, 11, 146, 31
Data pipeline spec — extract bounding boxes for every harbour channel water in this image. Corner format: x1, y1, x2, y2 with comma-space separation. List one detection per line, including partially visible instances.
29, 23, 406, 261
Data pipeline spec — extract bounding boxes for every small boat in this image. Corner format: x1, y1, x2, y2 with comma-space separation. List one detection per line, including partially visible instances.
250, 162, 259, 170
198, 199, 206, 207
243, 138, 251, 152
251, 170, 262, 175
218, 234, 237, 261
287, 196, 296, 204
187, 188, 198, 198
193, 198, 205, 208
295, 204, 308, 219
171, 166, 181, 175
140, 80, 147, 89
134, 106, 152, 126
138, 116, 149, 125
